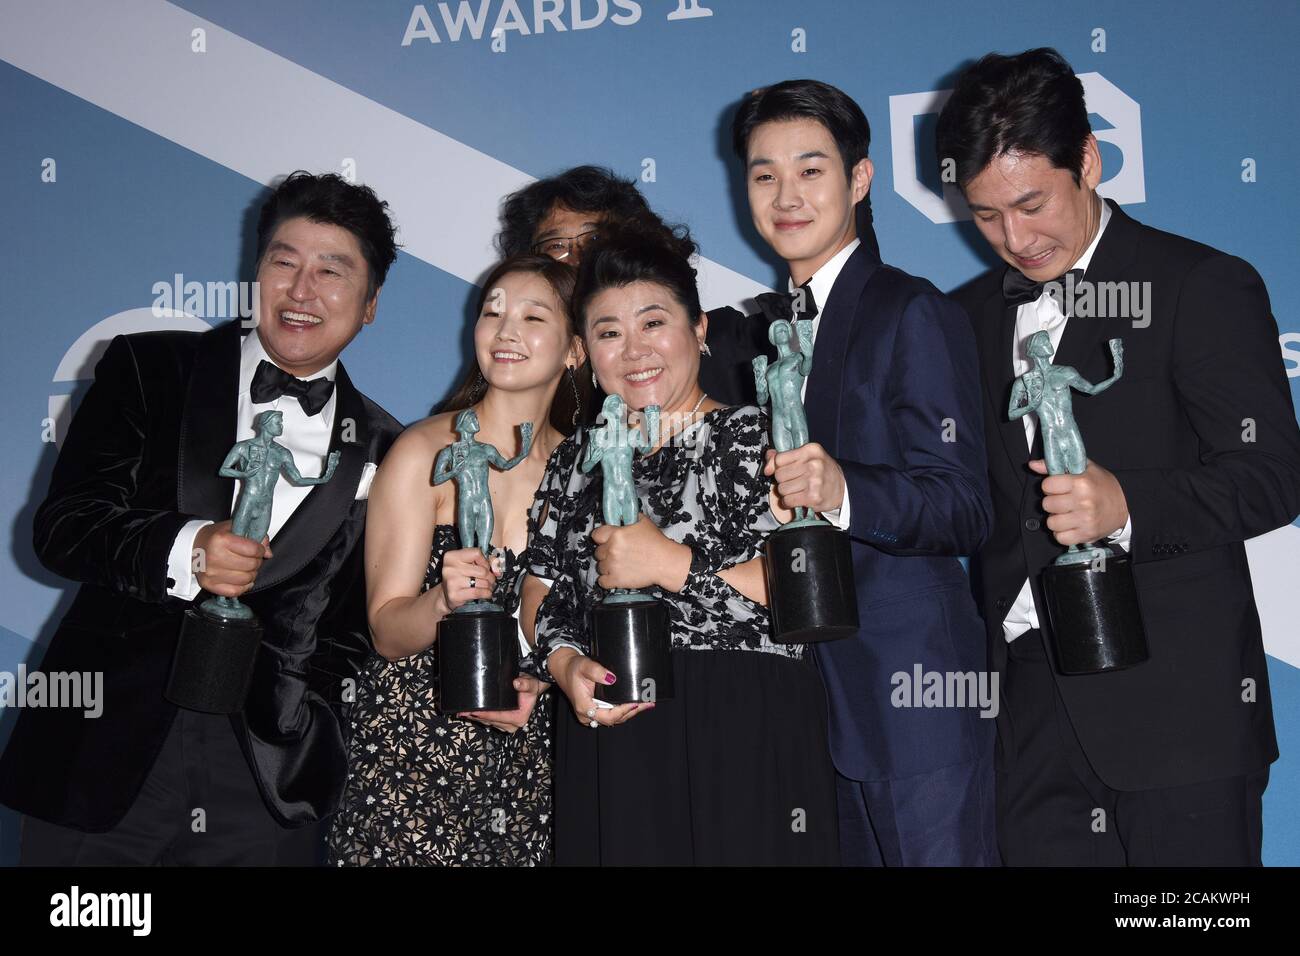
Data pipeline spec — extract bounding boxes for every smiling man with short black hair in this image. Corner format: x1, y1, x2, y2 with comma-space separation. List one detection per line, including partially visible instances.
1, 171, 404, 865
732, 79, 997, 866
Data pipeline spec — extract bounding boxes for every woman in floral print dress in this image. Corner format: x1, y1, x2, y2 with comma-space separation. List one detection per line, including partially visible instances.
327, 255, 588, 866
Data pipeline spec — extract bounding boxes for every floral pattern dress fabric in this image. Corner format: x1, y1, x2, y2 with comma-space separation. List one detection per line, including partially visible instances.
327, 524, 552, 867
526, 404, 803, 661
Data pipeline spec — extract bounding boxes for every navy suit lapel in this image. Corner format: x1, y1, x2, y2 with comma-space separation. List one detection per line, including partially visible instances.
177, 320, 241, 522
804, 244, 878, 455
248, 363, 368, 593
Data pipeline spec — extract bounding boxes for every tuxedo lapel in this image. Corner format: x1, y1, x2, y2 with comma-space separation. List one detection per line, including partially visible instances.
985, 200, 1141, 479
984, 293, 1033, 483
1052, 199, 1140, 374
177, 320, 241, 521
248, 362, 368, 593
804, 244, 877, 455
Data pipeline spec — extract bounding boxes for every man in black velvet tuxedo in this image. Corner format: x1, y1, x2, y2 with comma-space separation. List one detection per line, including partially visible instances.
0, 172, 404, 864
941, 49, 1300, 865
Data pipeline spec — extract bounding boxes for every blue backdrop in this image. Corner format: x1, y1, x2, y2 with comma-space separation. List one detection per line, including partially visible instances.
2, 0, 1297, 864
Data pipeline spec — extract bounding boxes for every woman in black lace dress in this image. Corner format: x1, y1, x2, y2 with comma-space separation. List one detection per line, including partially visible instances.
522, 227, 840, 865
327, 255, 588, 866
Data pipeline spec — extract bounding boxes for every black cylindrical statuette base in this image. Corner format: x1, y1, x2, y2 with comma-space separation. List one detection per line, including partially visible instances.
765, 523, 859, 644
1041, 553, 1149, 675
591, 598, 673, 704
165, 608, 262, 714
438, 609, 519, 713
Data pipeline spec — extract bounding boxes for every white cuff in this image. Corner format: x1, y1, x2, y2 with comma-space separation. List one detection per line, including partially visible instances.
166, 519, 214, 601
1106, 515, 1134, 553
822, 493, 852, 532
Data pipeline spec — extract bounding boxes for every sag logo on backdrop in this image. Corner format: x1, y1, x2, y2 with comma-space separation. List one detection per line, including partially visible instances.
401, 0, 715, 46
887, 74, 1300, 379
1285, 331, 1300, 379
888, 71, 1146, 224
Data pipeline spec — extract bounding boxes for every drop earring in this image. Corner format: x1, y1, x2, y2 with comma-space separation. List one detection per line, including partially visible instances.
566, 365, 581, 427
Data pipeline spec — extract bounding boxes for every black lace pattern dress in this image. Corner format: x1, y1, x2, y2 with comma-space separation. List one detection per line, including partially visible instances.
526, 405, 839, 865
326, 525, 552, 867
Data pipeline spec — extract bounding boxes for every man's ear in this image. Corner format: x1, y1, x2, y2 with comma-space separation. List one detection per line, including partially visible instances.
850, 158, 874, 205
1080, 135, 1103, 191
363, 287, 381, 325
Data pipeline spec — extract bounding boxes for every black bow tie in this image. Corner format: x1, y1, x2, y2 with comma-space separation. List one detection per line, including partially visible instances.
756, 282, 819, 325
250, 359, 335, 416
1002, 267, 1085, 308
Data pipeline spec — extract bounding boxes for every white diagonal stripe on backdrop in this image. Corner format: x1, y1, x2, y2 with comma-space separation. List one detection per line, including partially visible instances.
0, 0, 768, 307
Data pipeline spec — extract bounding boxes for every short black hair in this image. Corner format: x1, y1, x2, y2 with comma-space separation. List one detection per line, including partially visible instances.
935, 47, 1092, 190
496, 165, 657, 258
731, 79, 872, 216
571, 223, 701, 336
255, 171, 399, 299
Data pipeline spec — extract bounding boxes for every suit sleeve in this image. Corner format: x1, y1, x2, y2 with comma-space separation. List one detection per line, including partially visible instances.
33, 335, 200, 603
1111, 254, 1300, 560
838, 292, 993, 555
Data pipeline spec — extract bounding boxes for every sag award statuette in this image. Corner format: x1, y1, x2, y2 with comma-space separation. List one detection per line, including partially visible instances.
165, 410, 340, 714
582, 394, 673, 705
433, 409, 533, 713
1009, 332, 1148, 674
754, 318, 858, 643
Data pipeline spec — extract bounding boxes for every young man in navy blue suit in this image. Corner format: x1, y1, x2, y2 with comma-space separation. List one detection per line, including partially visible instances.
731, 80, 997, 865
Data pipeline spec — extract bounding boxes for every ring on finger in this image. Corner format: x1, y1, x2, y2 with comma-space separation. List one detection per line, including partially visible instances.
469, 576, 476, 589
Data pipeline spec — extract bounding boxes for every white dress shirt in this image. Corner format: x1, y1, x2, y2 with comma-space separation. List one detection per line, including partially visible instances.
1002, 201, 1133, 642
788, 236, 861, 532
166, 330, 338, 600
